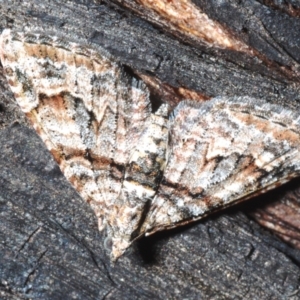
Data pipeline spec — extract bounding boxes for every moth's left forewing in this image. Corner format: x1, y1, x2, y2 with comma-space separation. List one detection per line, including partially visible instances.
0, 29, 153, 238
141, 97, 300, 235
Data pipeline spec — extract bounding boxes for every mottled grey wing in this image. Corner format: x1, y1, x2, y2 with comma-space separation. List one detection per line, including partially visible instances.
142, 96, 300, 235
0, 29, 152, 232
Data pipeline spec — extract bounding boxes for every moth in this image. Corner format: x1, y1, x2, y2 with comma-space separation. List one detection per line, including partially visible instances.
1, 29, 300, 260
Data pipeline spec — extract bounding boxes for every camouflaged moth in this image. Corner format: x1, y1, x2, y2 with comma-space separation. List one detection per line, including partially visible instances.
1, 29, 300, 260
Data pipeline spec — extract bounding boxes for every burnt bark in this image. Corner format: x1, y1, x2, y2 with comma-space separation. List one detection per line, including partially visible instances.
1, 0, 300, 299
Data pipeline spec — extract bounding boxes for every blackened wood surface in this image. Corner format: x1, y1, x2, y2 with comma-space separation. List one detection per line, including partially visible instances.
1, 0, 300, 299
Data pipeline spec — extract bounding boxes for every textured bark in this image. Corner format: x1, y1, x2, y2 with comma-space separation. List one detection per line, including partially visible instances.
1, 0, 300, 299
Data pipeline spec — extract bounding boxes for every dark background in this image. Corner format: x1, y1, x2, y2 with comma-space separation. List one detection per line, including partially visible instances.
1, 1, 300, 298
